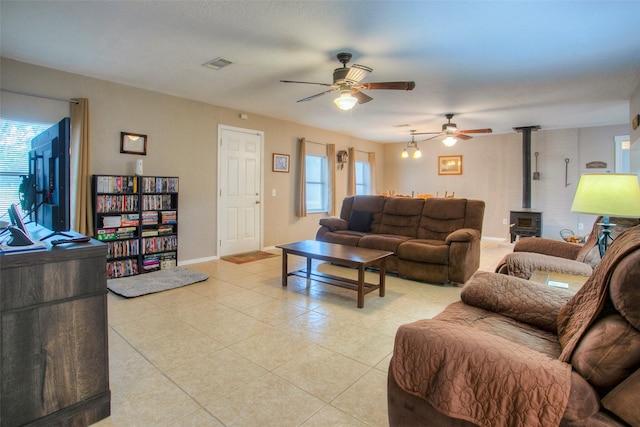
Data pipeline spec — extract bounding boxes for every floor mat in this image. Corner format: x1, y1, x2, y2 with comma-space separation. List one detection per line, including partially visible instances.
221, 251, 278, 264
107, 267, 209, 298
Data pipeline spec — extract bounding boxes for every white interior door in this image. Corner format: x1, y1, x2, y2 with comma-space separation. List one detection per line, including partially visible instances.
218, 125, 263, 256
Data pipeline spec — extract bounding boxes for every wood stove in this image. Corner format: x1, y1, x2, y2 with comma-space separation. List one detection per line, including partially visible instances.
510, 125, 543, 243
510, 210, 543, 242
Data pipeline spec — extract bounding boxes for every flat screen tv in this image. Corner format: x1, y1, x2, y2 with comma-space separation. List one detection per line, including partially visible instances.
29, 117, 71, 235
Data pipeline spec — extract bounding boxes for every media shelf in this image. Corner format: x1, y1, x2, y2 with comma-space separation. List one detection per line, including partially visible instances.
92, 175, 179, 278
140, 176, 179, 273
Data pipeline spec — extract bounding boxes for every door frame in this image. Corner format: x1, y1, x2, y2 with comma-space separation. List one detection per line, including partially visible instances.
217, 124, 265, 257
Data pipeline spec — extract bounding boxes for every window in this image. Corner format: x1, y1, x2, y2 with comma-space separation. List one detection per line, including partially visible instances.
305, 154, 328, 212
0, 118, 51, 218
355, 160, 370, 195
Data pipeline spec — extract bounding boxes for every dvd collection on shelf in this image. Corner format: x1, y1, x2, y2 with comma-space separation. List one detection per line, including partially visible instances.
107, 259, 139, 278
105, 239, 139, 259
95, 195, 139, 214
95, 175, 137, 193
143, 195, 174, 210
93, 175, 178, 279
141, 176, 179, 193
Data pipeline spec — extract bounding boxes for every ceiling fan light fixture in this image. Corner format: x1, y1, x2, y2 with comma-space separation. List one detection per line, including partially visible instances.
401, 149, 409, 158
412, 148, 422, 158
334, 91, 358, 110
443, 136, 457, 147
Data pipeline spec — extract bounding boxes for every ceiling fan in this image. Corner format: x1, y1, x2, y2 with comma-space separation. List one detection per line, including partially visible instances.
280, 52, 415, 110
414, 114, 493, 146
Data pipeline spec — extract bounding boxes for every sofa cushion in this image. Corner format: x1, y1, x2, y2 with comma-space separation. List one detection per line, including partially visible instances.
397, 239, 449, 264
350, 195, 387, 234
609, 247, 640, 330
358, 234, 410, 253
348, 210, 373, 232
417, 198, 468, 240
601, 369, 640, 426
378, 197, 424, 237
570, 314, 640, 389
321, 230, 366, 247
435, 301, 562, 357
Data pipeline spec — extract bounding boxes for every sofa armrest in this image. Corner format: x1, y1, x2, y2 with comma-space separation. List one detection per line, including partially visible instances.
318, 217, 348, 232
497, 252, 593, 280
445, 228, 480, 243
514, 237, 582, 260
391, 319, 573, 427
461, 270, 574, 332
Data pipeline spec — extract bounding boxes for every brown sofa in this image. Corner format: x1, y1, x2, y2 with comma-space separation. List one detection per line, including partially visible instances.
388, 224, 640, 427
316, 195, 485, 284
496, 217, 640, 280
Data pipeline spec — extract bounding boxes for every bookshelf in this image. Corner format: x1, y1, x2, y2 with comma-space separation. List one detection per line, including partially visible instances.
140, 176, 179, 273
92, 175, 179, 279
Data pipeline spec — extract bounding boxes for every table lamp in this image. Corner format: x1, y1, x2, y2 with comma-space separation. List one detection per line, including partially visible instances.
571, 173, 640, 257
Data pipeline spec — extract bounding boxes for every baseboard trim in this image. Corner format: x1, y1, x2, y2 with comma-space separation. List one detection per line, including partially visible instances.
179, 255, 218, 266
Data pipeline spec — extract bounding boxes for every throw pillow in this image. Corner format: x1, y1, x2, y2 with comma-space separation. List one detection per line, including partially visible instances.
348, 210, 373, 232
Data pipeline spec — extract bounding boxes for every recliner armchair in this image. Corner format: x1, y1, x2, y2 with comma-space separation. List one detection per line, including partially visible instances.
388, 225, 640, 426
495, 217, 640, 280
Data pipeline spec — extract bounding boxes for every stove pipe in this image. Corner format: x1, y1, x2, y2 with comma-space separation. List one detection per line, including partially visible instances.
513, 126, 541, 209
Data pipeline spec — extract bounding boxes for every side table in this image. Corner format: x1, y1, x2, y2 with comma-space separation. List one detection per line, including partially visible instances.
529, 269, 589, 294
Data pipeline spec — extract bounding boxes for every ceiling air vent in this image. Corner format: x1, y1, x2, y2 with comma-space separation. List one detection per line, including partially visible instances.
202, 57, 233, 70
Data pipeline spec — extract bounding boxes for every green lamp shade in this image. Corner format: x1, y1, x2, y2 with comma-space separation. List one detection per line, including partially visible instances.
571, 174, 640, 217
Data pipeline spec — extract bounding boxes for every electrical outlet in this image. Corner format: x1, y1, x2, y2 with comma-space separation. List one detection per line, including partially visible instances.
272, 188, 276, 197
502, 218, 508, 225
578, 222, 584, 230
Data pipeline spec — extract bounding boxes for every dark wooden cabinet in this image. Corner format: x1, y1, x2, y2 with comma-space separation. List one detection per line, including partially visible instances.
1, 230, 110, 427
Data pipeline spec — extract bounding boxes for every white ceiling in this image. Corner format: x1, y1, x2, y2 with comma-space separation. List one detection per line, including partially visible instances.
2, 1, 640, 143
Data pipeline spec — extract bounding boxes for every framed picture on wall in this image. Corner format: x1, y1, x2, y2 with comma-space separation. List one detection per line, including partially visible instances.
120, 132, 147, 155
438, 155, 462, 175
273, 153, 290, 173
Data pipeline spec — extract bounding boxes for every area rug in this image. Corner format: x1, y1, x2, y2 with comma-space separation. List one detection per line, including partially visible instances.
221, 251, 278, 264
107, 267, 209, 298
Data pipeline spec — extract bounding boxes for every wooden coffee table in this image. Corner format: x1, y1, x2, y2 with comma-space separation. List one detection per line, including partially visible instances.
276, 240, 393, 308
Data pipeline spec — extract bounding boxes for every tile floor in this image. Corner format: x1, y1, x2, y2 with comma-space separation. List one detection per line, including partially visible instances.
94, 241, 512, 426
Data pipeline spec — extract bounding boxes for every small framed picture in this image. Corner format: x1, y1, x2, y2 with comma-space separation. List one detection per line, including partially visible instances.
120, 132, 147, 155
272, 153, 290, 173
438, 155, 463, 175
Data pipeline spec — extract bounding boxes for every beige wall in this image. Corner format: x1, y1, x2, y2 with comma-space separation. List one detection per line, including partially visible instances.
0, 58, 384, 263
385, 124, 628, 240
1, 57, 632, 261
